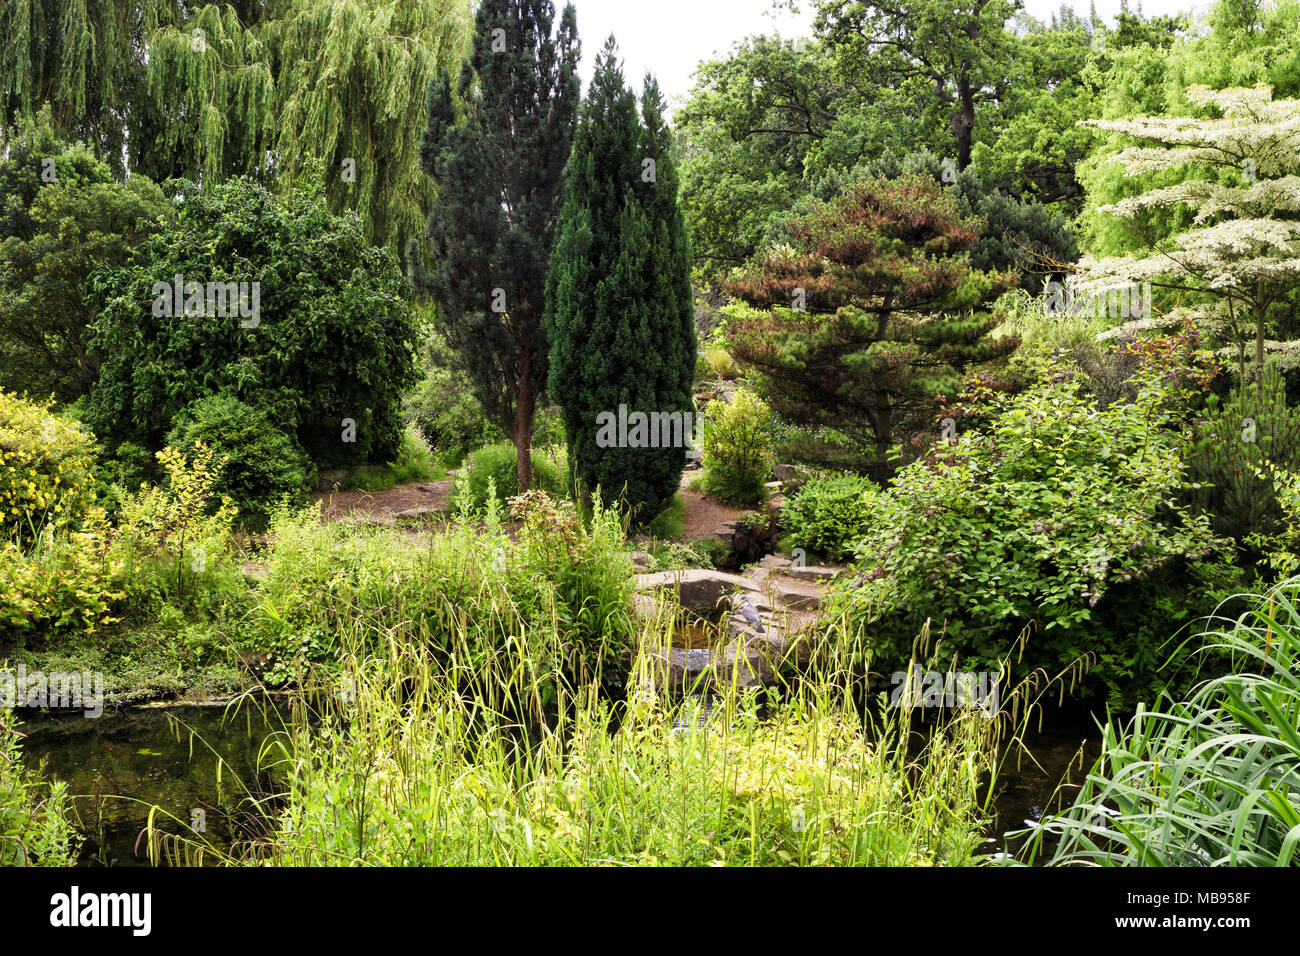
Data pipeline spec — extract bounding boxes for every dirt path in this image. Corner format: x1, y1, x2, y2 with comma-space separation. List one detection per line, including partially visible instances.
311, 477, 750, 543
678, 489, 752, 541
313, 480, 453, 525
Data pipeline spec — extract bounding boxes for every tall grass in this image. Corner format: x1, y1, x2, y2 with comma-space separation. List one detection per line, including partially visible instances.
148, 582, 1018, 867
219, 630, 999, 866
1019, 578, 1300, 866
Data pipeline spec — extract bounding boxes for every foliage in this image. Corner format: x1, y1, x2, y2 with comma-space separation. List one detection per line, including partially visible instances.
210, 626, 997, 866
700, 390, 775, 507
782, 473, 879, 562
1184, 362, 1300, 549
415, 0, 580, 492
115, 444, 238, 611
1022, 577, 1300, 866
404, 319, 504, 460
451, 443, 564, 514
166, 393, 311, 532
0, 391, 97, 547
813, 0, 1023, 171
84, 176, 418, 472
831, 354, 1232, 704
546, 40, 697, 522
0, 109, 166, 402
1077, 83, 1300, 375
723, 173, 1017, 478
248, 488, 632, 695
0, 713, 81, 866
0, 509, 125, 638
0, 0, 475, 258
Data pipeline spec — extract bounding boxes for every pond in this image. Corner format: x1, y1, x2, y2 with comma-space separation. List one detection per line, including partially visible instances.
16, 699, 1105, 866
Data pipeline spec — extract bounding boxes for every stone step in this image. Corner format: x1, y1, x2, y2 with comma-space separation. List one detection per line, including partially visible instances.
781, 564, 845, 583
768, 575, 826, 612
758, 554, 793, 570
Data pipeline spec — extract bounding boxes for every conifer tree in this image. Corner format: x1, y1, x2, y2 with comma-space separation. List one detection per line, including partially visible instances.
723, 173, 1017, 478
416, 0, 580, 493
546, 38, 697, 520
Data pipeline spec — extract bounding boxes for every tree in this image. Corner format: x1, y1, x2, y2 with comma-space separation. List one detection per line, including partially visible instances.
0, 1, 473, 260
722, 174, 1017, 479
84, 176, 417, 473
1077, 84, 1300, 379
0, 109, 166, 403
546, 39, 697, 520
813, 0, 1022, 171
416, 0, 579, 494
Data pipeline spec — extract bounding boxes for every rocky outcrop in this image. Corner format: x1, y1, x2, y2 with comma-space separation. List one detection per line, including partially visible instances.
632, 560, 845, 697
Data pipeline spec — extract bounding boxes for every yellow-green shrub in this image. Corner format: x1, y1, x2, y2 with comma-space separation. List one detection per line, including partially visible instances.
0, 508, 125, 636
701, 389, 775, 506
0, 392, 96, 546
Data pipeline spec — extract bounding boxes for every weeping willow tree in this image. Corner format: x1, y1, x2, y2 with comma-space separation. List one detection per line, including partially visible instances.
0, 0, 472, 258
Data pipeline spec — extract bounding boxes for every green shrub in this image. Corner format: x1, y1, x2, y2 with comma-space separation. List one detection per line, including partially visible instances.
115, 444, 239, 612
452, 443, 564, 513
166, 394, 311, 531
0, 712, 81, 866
701, 390, 775, 506
833, 356, 1231, 705
1184, 362, 1300, 548
0, 508, 125, 638
783, 474, 879, 562
0, 392, 97, 546
405, 327, 505, 459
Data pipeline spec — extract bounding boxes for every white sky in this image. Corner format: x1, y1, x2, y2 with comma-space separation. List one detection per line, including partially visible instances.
566, 0, 1218, 107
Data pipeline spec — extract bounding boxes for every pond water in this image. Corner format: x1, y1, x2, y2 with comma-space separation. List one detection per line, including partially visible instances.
17, 702, 285, 866
16, 699, 1106, 866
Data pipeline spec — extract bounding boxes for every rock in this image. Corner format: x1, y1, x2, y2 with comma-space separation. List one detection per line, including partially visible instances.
758, 554, 793, 570
635, 569, 760, 612
768, 575, 826, 612
781, 564, 844, 583
629, 550, 651, 571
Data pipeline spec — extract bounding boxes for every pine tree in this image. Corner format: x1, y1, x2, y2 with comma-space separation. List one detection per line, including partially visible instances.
723, 173, 1017, 479
1078, 84, 1300, 380
416, 0, 579, 493
546, 38, 697, 521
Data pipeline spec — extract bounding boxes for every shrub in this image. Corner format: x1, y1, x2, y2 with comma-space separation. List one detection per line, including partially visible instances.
783, 474, 879, 562
452, 443, 564, 513
1184, 362, 1300, 549
701, 390, 775, 506
115, 444, 238, 610
0, 392, 97, 546
0, 508, 125, 638
167, 394, 311, 531
405, 326, 505, 459
85, 177, 418, 471
833, 357, 1231, 704
0, 713, 81, 866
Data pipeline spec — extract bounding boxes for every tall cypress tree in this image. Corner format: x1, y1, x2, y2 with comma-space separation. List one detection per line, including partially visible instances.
546, 38, 696, 521
416, 0, 580, 492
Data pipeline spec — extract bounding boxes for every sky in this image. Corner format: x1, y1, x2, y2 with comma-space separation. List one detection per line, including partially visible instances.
566, 0, 1219, 108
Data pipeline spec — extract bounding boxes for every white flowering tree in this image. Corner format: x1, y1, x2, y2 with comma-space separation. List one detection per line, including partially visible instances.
1077, 84, 1300, 379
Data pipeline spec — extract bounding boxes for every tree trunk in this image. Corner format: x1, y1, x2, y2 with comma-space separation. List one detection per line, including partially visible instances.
515, 345, 535, 493
1255, 288, 1267, 380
